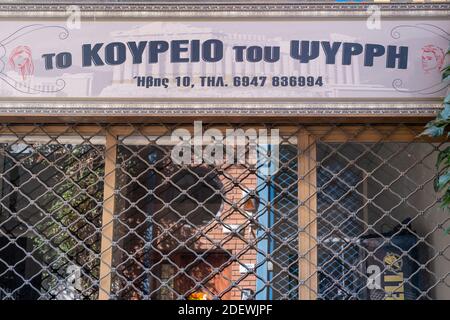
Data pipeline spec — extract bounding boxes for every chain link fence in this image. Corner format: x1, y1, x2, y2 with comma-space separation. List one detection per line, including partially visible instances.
0, 123, 448, 300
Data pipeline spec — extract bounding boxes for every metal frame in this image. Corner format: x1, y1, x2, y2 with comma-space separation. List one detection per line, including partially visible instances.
298, 129, 317, 300
0, 122, 446, 300
98, 131, 117, 300
0, 101, 444, 117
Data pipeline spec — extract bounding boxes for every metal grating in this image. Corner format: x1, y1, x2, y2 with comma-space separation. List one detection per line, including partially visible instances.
0, 123, 448, 300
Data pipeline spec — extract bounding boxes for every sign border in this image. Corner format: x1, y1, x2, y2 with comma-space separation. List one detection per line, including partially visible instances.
0, 1, 448, 18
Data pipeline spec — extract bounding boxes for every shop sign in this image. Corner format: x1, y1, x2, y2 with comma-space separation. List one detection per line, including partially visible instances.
0, 20, 448, 100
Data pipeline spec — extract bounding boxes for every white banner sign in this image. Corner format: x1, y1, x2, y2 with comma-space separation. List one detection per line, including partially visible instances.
0, 20, 448, 99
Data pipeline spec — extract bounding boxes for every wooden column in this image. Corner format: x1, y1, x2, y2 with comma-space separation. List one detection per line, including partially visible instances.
298, 129, 318, 300
98, 131, 118, 300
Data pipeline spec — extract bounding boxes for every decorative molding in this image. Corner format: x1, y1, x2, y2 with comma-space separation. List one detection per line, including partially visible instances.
0, 2, 448, 18
0, 101, 441, 117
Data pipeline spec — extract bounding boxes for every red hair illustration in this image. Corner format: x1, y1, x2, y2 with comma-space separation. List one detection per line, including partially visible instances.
421, 44, 445, 73
8, 45, 34, 80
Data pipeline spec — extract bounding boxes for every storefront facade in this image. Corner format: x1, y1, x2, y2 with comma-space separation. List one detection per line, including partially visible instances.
0, 1, 449, 300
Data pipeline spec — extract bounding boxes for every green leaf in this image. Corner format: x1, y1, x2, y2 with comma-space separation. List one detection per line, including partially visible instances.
439, 103, 450, 121
422, 125, 445, 137
443, 66, 450, 81
435, 172, 450, 192
441, 189, 450, 211
445, 94, 450, 104
437, 146, 450, 168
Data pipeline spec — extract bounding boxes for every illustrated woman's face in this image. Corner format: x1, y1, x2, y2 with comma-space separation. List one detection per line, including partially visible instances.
13, 51, 28, 68
422, 51, 438, 72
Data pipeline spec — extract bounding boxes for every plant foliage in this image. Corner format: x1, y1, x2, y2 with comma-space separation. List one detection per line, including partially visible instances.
422, 46, 450, 212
